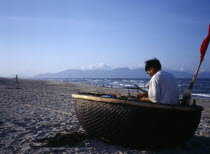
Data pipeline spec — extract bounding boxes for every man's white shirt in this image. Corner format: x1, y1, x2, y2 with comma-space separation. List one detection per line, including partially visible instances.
147, 70, 179, 104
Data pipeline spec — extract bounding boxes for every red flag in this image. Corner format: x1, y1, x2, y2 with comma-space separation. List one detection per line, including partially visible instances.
200, 25, 210, 62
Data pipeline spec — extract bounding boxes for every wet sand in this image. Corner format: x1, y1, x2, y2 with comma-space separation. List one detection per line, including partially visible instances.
0, 78, 210, 153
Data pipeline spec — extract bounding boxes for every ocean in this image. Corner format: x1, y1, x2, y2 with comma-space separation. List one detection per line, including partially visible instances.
47, 78, 210, 99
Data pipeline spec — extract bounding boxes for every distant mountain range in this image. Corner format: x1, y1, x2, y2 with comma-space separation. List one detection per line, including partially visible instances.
33, 67, 210, 78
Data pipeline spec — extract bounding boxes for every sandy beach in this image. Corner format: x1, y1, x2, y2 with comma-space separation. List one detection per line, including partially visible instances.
0, 78, 210, 153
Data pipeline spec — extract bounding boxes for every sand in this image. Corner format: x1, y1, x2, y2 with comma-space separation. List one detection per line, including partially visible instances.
0, 78, 210, 153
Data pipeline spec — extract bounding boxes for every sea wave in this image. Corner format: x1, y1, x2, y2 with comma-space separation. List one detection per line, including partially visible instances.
46, 78, 210, 99
192, 93, 210, 98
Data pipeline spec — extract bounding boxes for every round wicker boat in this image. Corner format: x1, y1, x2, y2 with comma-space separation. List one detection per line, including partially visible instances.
72, 93, 203, 148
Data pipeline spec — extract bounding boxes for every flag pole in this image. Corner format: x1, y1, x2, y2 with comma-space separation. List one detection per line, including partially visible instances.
188, 61, 202, 90
181, 25, 210, 105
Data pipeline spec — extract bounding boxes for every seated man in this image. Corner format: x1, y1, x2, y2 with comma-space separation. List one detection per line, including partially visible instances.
137, 58, 179, 105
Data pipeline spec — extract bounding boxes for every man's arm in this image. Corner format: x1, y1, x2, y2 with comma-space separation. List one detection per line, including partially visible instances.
137, 93, 152, 102
140, 97, 152, 102
137, 92, 148, 98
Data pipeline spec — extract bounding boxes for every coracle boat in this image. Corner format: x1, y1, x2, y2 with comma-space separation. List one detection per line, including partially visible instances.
72, 93, 203, 148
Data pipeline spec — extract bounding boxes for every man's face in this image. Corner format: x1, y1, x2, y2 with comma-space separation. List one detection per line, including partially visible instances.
146, 68, 157, 77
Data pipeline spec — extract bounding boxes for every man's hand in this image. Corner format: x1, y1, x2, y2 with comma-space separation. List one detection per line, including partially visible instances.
137, 92, 148, 99
140, 97, 151, 102
137, 93, 152, 102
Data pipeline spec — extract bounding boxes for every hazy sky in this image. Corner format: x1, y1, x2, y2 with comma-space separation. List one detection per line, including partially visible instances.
0, 0, 210, 77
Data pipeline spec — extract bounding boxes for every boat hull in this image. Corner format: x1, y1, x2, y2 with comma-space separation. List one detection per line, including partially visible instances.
73, 93, 203, 147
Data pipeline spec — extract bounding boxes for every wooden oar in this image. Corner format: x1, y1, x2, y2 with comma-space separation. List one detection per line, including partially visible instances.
181, 25, 210, 105
133, 83, 148, 93
122, 84, 148, 93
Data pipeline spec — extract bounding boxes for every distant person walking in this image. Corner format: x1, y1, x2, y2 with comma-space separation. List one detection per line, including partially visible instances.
137, 58, 179, 104
15, 75, 20, 84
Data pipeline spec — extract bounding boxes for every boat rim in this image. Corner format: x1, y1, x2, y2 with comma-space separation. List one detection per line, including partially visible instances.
72, 93, 203, 112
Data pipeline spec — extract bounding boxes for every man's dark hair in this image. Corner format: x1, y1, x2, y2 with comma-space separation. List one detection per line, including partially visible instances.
145, 58, 162, 71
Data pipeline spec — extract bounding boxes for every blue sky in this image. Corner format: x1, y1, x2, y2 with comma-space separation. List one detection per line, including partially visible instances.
0, 0, 210, 77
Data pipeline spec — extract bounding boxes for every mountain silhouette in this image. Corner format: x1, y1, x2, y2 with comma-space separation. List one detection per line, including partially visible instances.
32, 67, 210, 78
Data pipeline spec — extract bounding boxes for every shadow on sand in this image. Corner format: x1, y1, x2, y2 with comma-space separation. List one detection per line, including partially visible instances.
33, 131, 210, 153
